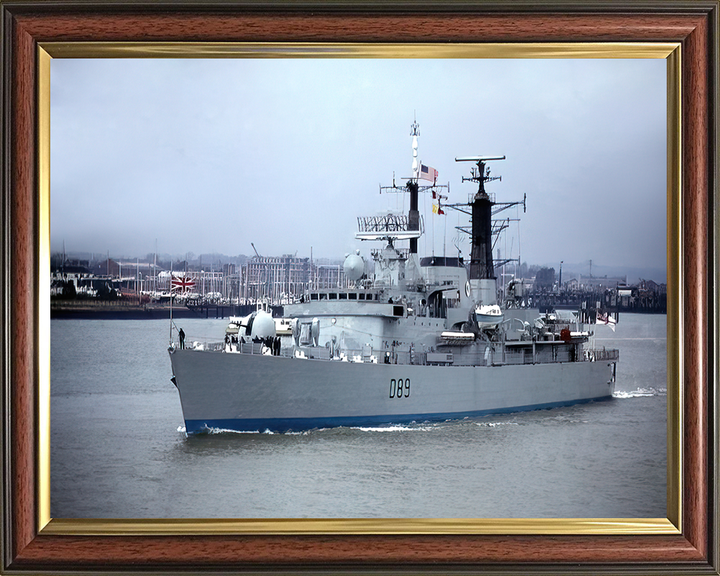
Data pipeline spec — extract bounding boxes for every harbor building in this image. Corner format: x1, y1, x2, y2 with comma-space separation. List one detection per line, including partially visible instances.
577, 274, 628, 290
242, 254, 312, 304
240, 255, 356, 304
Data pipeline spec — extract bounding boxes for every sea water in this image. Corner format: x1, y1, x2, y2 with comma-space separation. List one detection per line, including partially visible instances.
50, 313, 667, 519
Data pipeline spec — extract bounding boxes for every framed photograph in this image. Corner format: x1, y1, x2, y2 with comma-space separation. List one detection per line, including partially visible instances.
1, 1, 717, 573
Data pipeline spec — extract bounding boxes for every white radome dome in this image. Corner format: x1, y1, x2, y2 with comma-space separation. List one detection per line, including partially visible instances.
343, 251, 364, 282
251, 310, 276, 339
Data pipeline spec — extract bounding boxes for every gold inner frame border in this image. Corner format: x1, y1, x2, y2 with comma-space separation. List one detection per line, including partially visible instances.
37, 41, 682, 537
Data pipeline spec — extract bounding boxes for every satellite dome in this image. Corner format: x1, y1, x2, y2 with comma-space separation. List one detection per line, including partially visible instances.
250, 310, 276, 339
343, 252, 364, 281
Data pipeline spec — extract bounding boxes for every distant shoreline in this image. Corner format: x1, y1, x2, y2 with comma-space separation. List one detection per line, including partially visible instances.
52, 306, 197, 320
50, 302, 281, 320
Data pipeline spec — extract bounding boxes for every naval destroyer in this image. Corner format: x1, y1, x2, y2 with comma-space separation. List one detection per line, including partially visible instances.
168, 122, 619, 434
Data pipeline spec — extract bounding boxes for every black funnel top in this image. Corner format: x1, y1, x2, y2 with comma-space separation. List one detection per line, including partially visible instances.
468, 159, 496, 280
407, 180, 420, 254
470, 189, 494, 280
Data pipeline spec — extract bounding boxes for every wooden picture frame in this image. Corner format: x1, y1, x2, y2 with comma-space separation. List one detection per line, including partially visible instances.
1, 1, 717, 573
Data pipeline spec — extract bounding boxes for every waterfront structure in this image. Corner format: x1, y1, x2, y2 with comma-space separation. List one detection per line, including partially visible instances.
50, 259, 93, 296
241, 255, 354, 304
242, 254, 310, 304
577, 274, 628, 290
51, 251, 665, 313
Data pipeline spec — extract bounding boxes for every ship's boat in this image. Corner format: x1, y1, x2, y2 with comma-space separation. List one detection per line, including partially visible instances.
475, 304, 503, 328
168, 121, 619, 434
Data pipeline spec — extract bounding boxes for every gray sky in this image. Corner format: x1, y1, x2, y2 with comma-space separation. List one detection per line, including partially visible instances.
51, 57, 666, 276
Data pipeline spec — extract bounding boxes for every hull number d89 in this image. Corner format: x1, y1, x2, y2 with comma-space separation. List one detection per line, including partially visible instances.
389, 378, 410, 398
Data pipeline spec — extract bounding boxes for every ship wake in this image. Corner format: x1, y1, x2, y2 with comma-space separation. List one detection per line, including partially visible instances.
349, 424, 437, 433
613, 387, 667, 399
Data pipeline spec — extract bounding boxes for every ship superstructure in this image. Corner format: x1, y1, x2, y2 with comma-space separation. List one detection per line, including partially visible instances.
168, 121, 618, 434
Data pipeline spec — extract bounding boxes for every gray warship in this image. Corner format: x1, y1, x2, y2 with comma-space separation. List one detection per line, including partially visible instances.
168, 122, 619, 434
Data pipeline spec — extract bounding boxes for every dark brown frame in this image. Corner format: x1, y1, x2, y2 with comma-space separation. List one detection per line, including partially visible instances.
1, 2, 717, 573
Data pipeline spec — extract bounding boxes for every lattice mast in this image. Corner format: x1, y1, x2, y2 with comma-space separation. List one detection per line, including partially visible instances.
371, 119, 448, 245
407, 119, 421, 255
455, 156, 505, 281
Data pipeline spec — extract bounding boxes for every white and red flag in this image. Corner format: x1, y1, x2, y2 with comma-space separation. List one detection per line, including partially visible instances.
171, 274, 196, 293
595, 310, 617, 331
419, 163, 438, 183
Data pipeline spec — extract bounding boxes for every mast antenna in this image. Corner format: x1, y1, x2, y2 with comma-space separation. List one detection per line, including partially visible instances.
411, 117, 419, 179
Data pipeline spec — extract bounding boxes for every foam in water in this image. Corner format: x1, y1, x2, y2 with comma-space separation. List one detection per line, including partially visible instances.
178, 424, 305, 436
350, 424, 435, 433
475, 421, 520, 428
208, 427, 261, 435
197, 427, 310, 436
613, 387, 667, 399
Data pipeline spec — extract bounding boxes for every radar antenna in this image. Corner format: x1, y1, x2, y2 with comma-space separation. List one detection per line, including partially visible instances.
455, 156, 506, 197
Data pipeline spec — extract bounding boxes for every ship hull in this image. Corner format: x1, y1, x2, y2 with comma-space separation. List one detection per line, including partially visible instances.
169, 350, 615, 433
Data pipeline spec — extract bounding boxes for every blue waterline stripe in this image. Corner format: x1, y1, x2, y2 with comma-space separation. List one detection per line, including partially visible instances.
184, 396, 613, 434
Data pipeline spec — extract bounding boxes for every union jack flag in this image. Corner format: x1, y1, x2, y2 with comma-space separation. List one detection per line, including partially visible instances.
171, 274, 196, 293
595, 310, 617, 332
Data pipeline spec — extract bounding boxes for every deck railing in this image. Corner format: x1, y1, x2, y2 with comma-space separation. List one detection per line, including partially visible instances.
185, 340, 620, 367
586, 348, 620, 361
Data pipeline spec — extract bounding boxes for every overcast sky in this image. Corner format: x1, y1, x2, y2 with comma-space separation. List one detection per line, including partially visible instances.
51, 57, 666, 276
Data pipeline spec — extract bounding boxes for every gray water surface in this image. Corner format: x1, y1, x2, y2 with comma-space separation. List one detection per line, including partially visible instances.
51, 313, 667, 519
